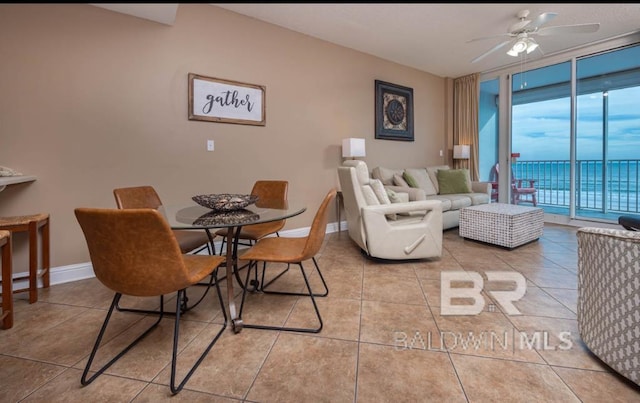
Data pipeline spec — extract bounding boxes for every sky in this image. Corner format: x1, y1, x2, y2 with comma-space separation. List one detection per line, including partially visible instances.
512, 80, 640, 162
512, 86, 640, 161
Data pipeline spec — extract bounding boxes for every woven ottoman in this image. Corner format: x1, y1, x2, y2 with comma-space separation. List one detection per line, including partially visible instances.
459, 203, 544, 248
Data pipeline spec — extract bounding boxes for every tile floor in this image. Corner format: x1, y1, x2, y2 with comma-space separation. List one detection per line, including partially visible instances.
1, 223, 639, 402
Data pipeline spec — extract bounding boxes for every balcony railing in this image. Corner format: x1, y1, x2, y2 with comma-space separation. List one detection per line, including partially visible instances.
512, 159, 640, 214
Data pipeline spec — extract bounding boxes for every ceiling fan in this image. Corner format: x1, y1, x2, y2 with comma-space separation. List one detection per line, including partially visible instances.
470, 10, 600, 63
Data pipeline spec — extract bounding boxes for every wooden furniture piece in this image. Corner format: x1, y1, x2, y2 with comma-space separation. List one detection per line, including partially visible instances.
1, 230, 12, 329
74, 207, 227, 395
511, 178, 538, 206
0, 213, 50, 304
491, 163, 538, 206
236, 189, 336, 333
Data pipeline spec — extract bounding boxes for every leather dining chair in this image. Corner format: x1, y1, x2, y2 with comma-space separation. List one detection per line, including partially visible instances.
113, 185, 218, 314
215, 180, 289, 289
75, 207, 227, 395
114, 186, 215, 255
215, 180, 289, 252
236, 189, 335, 333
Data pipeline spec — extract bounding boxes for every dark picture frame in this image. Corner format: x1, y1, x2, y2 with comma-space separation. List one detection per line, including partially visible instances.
375, 80, 414, 141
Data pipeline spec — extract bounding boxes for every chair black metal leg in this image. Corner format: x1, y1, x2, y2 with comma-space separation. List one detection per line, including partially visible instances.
261, 257, 328, 297
238, 261, 323, 333
116, 280, 214, 316
81, 293, 164, 386
169, 267, 227, 394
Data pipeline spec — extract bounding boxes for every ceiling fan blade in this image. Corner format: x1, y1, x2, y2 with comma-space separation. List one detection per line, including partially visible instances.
466, 33, 512, 43
528, 12, 558, 30
471, 40, 512, 63
537, 23, 600, 36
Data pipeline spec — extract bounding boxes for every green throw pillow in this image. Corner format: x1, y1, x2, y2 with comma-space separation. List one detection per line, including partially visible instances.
437, 169, 471, 194
403, 171, 419, 188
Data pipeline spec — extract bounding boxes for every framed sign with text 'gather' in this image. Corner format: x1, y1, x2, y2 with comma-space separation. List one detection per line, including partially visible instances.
188, 73, 266, 126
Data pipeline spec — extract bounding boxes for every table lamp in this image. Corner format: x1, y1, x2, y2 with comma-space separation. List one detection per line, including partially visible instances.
453, 145, 470, 160
342, 138, 366, 159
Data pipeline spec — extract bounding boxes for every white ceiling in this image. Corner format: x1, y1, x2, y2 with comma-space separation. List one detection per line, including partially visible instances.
94, 3, 640, 78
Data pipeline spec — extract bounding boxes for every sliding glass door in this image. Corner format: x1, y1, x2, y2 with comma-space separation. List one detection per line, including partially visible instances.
480, 43, 640, 223
575, 46, 640, 220
511, 62, 571, 211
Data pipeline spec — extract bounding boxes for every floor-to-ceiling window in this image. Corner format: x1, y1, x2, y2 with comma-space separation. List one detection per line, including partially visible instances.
512, 62, 571, 210
575, 46, 640, 220
480, 43, 640, 223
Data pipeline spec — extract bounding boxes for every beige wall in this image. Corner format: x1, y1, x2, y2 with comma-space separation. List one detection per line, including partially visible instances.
0, 4, 448, 270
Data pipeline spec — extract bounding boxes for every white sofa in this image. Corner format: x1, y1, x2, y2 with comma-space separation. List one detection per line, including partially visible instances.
371, 165, 491, 230
338, 160, 443, 260
577, 227, 640, 386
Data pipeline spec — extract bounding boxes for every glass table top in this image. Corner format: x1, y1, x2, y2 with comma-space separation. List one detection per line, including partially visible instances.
160, 201, 306, 229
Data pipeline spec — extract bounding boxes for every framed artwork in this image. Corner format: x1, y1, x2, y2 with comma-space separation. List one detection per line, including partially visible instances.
188, 73, 266, 126
374, 80, 414, 141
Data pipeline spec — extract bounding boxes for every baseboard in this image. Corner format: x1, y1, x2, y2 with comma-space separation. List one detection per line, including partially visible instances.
1, 262, 95, 294
3, 221, 347, 289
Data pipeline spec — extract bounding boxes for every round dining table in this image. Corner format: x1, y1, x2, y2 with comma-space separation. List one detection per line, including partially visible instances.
160, 200, 306, 332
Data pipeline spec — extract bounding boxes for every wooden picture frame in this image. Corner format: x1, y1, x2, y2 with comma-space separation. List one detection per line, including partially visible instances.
375, 80, 414, 141
188, 73, 266, 126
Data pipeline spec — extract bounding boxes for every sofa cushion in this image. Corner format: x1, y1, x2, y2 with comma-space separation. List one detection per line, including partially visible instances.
389, 191, 409, 203
372, 166, 402, 186
393, 173, 409, 187
405, 168, 437, 196
468, 192, 491, 205
437, 169, 472, 194
426, 165, 450, 194
425, 195, 452, 212
438, 194, 473, 210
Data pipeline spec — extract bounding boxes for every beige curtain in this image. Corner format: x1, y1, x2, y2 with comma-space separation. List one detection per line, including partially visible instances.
453, 73, 480, 180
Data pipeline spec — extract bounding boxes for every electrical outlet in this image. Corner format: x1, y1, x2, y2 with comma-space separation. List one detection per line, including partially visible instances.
207, 140, 214, 151
439, 149, 443, 157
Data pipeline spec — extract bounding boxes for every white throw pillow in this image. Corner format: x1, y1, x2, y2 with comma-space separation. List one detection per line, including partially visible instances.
372, 166, 399, 186
393, 173, 409, 187
405, 168, 438, 196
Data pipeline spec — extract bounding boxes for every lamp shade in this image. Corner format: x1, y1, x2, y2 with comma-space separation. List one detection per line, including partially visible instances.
342, 138, 366, 158
453, 145, 470, 159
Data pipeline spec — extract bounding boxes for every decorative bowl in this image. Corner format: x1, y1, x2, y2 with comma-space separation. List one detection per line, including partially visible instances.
193, 209, 260, 226
192, 193, 259, 212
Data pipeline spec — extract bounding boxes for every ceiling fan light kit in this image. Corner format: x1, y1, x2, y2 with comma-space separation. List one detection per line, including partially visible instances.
507, 35, 539, 57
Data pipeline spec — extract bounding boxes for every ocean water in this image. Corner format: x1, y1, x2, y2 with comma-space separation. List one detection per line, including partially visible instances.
513, 160, 640, 213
